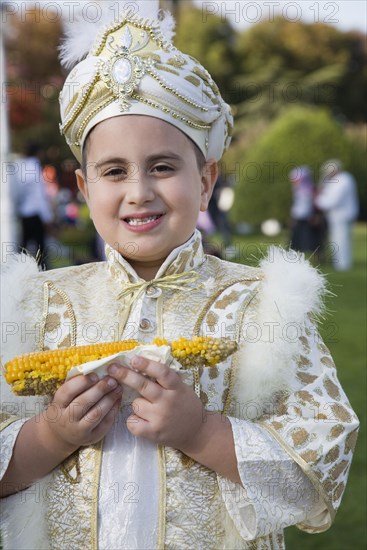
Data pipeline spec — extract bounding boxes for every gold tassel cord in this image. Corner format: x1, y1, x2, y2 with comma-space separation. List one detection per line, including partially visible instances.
118, 271, 202, 307
4, 337, 238, 396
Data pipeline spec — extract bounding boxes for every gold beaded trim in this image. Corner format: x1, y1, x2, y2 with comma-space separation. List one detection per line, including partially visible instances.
131, 93, 211, 130
61, 73, 100, 133
75, 96, 116, 145
91, 17, 170, 58
157, 445, 166, 549
61, 72, 100, 134
147, 68, 209, 112
193, 367, 201, 398
223, 290, 258, 416
40, 281, 51, 351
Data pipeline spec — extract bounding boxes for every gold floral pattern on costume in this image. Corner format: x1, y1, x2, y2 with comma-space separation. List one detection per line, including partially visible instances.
259, 326, 359, 528
47, 444, 101, 550
165, 447, 225, 548
323, 376, 341, 400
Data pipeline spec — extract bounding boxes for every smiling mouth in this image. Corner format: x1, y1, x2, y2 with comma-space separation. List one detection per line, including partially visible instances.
124, 215, 163, 226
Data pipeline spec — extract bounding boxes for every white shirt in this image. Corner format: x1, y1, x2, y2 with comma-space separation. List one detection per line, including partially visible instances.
315, 171, 359, 223
11, 156, 53, 223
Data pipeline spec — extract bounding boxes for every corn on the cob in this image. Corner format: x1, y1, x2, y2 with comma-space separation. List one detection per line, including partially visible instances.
4, 337, 238, 396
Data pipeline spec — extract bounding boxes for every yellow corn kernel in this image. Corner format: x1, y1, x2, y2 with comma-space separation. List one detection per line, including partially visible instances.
4, 337, 238, 396
4, 340, 139, 396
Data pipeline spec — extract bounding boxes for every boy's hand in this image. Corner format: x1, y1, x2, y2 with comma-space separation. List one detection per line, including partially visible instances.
0, 374, 123, 498
108, 357, 205, 452
40, 373, 123, 452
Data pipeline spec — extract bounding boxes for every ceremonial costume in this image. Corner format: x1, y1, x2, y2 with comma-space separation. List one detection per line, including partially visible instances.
0, 231, 358, 549
0, 3, 358, 549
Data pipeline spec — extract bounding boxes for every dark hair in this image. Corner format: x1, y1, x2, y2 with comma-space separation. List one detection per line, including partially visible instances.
81, 125, 206, 176
26, 141, 41, 157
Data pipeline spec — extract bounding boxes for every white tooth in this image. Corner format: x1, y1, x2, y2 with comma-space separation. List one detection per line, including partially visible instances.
127, 216, 159, 226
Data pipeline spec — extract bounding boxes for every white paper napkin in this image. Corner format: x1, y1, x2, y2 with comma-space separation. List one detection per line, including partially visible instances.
66, 344, 182, 381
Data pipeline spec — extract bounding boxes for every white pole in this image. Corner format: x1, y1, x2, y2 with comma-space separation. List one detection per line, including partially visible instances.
0, 3, 17, 258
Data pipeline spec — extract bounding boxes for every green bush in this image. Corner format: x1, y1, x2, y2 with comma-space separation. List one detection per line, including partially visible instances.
345, 129, 367, 221
230, 106, 351, 226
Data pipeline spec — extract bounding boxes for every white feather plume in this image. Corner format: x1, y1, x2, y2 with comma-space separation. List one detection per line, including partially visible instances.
59, 0, 175, 70
233, 246, 328, 418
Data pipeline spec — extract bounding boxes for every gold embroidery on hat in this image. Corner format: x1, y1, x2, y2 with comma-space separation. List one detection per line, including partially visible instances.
61, 73, 100, 134
167, 56, 187, 68
147, 68, 209, 111
91, 18, 170, 58
131, 93, 212, 130
185, 75, 201, 87
154, 63, 180, 76
75, 97, 116, 145
61, 15, 233, 160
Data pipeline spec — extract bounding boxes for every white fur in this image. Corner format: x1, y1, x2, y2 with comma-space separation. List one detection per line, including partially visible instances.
1, 254, 47, 414
1, 253, 40, 359
233, 246, 327, 418
59, 0, 175, 69
1, 255, 51, 550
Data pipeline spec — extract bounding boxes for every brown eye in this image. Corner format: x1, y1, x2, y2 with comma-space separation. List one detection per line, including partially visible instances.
105, 168, 126, 177
152, 164, 173, 173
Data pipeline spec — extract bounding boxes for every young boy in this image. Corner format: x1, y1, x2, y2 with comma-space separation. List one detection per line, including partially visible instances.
0, 5, 358, 549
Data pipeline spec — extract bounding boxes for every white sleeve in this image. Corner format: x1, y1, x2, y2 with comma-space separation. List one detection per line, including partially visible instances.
0, 419, 27, 480
315, 181, 346, 211
217, 419, 325, 540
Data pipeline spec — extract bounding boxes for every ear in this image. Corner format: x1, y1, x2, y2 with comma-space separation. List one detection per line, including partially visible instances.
200, 159, 218, 211
75, 168, 89, 203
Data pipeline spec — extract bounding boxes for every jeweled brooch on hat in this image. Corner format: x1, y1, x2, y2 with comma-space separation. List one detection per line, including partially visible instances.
98, 26, 154, 111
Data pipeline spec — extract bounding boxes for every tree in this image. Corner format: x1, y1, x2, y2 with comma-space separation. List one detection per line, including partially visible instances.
173, 5, 237, 104
233, 18, 367, 129
4, 5, 68, 157
230, 106, 351, 226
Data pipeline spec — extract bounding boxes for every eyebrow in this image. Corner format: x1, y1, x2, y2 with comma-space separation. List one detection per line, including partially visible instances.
94, 152, 183, 170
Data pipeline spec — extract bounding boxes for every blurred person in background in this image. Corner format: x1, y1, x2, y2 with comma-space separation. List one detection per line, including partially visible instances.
11, 142, 53, 267
208, 172, 233, 249
289, 166, 316, 253
315, 160, 359, 271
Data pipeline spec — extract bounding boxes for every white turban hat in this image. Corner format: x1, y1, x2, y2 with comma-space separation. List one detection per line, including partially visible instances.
59, 4, 233, 162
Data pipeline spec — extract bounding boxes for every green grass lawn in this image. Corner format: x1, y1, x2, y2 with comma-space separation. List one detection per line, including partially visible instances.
286, 225, 366, 550
50, 223, 366, 549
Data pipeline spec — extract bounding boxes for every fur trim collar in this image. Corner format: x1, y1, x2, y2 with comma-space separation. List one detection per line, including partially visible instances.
233, 247, 327, 418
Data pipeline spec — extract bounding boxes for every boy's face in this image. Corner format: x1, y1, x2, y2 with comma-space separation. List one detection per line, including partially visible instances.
76, 115, 217, 275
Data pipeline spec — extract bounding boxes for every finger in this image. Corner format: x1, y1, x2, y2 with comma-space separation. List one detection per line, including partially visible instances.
131, 397, 152, 421
130, 356, 181, 390
84, 394, 122, 444
68, 377, 121, 421
53, 373, 100, 408
126, 413, 149, 437
79, 384, 122, 430
107, 364, 162, 402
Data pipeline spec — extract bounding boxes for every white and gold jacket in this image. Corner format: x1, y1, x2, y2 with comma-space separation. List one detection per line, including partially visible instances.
0, 231, 359, 549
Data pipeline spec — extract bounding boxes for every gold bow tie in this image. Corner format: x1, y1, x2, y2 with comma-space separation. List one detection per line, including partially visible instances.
118, 270, 201, 307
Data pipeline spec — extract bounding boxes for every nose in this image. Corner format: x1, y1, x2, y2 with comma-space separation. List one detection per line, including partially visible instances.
124, 166, 155, 205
